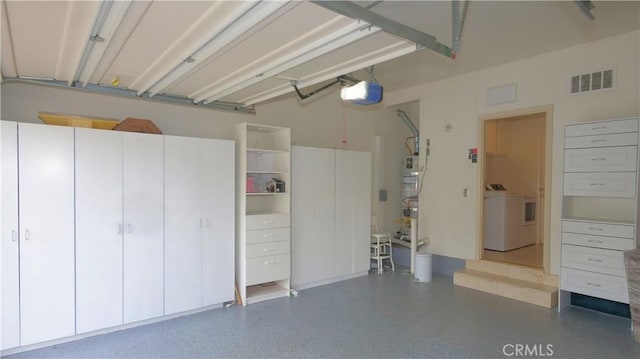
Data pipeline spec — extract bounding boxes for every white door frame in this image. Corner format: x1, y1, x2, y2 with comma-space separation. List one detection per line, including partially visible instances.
476, 105, 554, 273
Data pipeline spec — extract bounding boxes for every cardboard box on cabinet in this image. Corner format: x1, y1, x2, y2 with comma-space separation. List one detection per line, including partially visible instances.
113, 118, 162, 134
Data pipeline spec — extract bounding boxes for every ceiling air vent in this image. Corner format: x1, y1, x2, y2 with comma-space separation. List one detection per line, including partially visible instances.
571, 69, 613, 94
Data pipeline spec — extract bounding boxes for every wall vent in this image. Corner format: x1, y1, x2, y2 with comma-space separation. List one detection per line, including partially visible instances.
570, 69, 613, 94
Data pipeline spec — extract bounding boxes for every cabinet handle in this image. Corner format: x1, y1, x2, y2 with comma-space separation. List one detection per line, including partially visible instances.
588, 227, 603, 231
587, 239, 603, 244
263, 260, 276, 265
118, 223, 123, 235
263, 220, 274, 225
587, 257, 603, 263
263, 247, 275, 252
591, 126, 608, 130
127, 223, 132, 234
197, 219, 202, 229
263, 234, 273, 238
586, 282, 602, 287
590, 139, 607, 143
25, 229, 31, 241
590, 157, 606, 161
11, 230, 17, 242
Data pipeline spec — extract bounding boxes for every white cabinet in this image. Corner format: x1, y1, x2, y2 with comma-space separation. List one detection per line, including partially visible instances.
291, 146, 371, 289
122, 132, 165, 323
164, 136, 235, 314
335, 150, 371, 275
18, 123, 75, 345
75, 128, 124, 333
560, 117, 640, 310
1, 122, 237, 352
235, 123, 291, 305
291, 146, 336, 287
75, 129, 165, 329
1, 121, 19, 350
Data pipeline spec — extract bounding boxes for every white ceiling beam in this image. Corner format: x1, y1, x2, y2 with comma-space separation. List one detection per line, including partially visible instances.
310, 1, 454, 59
240, 41, 417, 106
73, 1, 132, 87
55, 1, 101, 84
199, 21, 381, 104
130, 1, 258, 93
1, 1, 18, 78
88, 1, 152, 85
143, 1, 291, 97
189, 15, 349, 100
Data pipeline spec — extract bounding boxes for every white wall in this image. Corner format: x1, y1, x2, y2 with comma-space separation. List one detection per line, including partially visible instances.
386, 31, 640, 274
0, 79, 410, 248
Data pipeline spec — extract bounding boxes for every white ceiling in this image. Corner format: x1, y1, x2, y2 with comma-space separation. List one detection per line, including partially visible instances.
1, 1, 638, 109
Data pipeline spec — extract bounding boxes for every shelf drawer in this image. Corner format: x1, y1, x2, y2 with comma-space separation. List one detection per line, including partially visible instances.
563, 172, 636, 198
246, 213, 290, 230
560, 267, 629, 304
565, 118, 638, 137
561, 232, 636, 251
564, 146, 637, 172
246, 240, 290, 258
246, 253, 290, 286
564, 133, 638, 149
246, 228, 290, 244
561, 244, 626, 276
562, 220, 634, 238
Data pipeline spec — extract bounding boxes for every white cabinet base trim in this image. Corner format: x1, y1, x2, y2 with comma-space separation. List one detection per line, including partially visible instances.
291, 271, 369, 291
0, 304, 225, 356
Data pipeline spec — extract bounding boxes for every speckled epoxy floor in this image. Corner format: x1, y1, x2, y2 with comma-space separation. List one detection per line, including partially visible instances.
5, 270, 639, 358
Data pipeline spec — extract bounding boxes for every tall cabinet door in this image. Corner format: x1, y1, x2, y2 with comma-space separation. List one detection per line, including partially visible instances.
334, 150, 371, 276
291, 146, 317, 286
18, 123, 75, 345
164, 136, 203, 314
123, 132, 164, 323
1, 121, 20, 350
312, 148, 336, 281
75, 128, 124, 333
350, 151, 371, 273
202, 139, 235, 306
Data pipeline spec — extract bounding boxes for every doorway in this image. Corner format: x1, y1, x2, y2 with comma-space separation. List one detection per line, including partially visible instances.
479, 107, 552, 271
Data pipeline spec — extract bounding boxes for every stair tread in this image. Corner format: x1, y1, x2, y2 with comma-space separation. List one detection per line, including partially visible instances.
455, 269, 558, 293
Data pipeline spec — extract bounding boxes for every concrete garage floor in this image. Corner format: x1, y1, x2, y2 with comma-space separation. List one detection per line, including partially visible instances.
6, 271, 639, 358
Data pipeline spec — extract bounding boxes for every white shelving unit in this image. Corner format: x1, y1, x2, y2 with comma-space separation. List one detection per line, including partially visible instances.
235, 123, 291, 305
559, 117, 640, 310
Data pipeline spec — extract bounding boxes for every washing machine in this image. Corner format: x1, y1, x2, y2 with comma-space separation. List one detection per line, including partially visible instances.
484, 190, 525, 251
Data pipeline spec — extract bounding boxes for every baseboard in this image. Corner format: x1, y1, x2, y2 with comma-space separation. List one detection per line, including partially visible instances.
291, 271, 369, 291
1, 303, 226, 356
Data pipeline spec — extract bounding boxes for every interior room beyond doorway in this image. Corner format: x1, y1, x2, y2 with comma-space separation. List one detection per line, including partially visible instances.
482, 112, 548, 269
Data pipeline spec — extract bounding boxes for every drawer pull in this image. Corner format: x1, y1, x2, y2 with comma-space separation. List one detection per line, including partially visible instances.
591, 126, 608, 130
587, 257, 603, 263
591, 139, 607, 143
590, 157, 606, 161
587, 239, 603, 244
263, 220, 274, 225
588, 183, 605, 186
263, 234, 274, 238
263, 247, 275, 252
263, 260, 276, 265
587, 227, 603, 231
586, 282, 602, 287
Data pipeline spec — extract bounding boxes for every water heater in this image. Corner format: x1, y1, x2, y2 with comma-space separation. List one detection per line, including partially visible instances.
403, 156, 419, 176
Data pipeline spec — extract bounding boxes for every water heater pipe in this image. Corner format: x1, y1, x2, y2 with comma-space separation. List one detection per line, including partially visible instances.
397, 109, 419, 155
